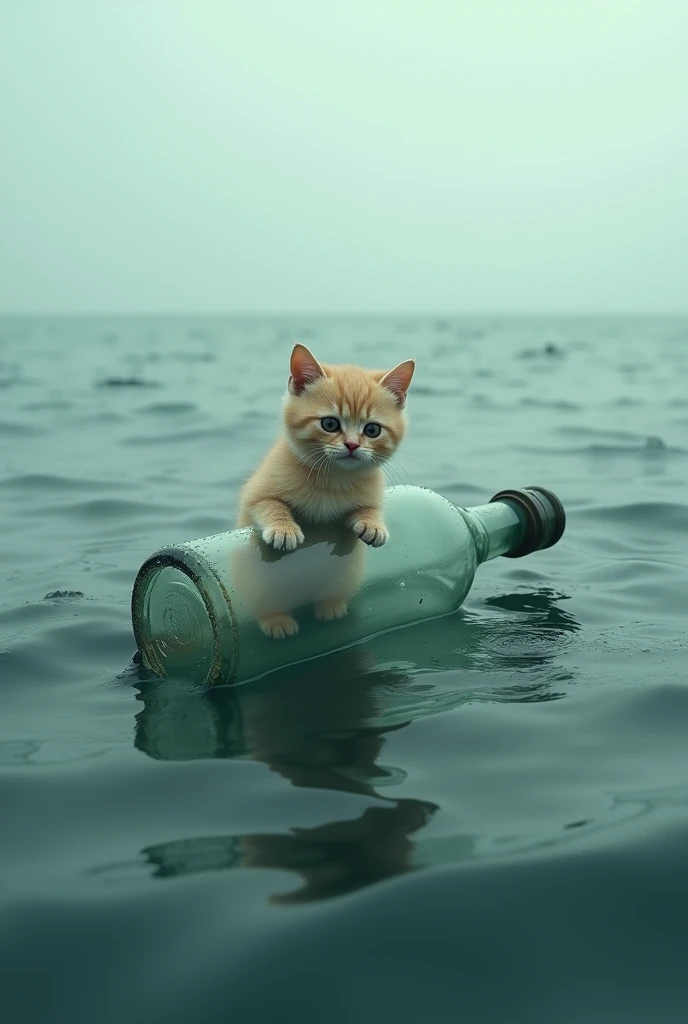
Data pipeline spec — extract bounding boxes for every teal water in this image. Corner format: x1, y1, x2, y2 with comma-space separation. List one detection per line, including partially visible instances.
1, 316, 687, 1023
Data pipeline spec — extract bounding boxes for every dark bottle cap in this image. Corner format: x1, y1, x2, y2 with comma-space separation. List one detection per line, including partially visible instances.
489, 486, 566, 558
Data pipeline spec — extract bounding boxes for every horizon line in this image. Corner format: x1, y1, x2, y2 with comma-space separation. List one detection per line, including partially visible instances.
1, 309, 687, 319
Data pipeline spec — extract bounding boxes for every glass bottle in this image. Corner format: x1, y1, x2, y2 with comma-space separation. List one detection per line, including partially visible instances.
131, 485, 565, 687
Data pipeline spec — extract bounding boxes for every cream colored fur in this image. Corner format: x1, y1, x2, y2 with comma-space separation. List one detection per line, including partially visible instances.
235, 344, 414, 638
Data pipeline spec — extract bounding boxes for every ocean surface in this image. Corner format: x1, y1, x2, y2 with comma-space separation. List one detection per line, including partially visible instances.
1, 315, 688, 1024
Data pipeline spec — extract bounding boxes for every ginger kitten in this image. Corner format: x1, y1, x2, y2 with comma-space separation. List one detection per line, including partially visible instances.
236, 343, 415, 638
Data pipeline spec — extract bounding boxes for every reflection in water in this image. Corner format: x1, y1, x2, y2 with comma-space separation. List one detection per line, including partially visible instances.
142, 799, 436, 904
478, 588, 579, 664
484, 587, 578, 632
136, 649, 438, 903
133, 588, 580, 902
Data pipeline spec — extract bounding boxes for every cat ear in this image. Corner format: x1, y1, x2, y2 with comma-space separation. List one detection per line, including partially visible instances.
379, 359, 415, 407
289, 343, 325, 395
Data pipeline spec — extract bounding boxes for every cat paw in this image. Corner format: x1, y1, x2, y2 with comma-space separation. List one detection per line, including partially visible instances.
314, 598, 348, 621
351, 520, 389, 547
261, 524, 305, 551
259, 614, 299, 639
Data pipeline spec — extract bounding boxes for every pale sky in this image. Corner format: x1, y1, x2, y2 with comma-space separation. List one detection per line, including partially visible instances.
1, 0, 687, 314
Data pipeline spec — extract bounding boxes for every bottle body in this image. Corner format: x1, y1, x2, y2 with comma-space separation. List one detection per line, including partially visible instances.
132, 485, 557, 687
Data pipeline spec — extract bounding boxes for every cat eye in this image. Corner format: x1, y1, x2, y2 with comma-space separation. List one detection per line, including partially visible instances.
320, 416, 341, 433
363, 422, 382, 438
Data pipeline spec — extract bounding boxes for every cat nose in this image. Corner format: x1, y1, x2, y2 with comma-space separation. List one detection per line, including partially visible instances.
344, 441, 360, 452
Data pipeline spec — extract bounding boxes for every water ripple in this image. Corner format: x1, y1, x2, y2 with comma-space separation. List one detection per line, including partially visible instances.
2, 314, 688, 1024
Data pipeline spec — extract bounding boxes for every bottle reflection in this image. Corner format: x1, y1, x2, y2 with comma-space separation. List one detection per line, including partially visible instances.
483, 586, 579, 636
135, 648, 438, 904
133, 587, 579, 902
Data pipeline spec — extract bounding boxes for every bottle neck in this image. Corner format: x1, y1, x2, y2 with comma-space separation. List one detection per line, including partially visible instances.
458, 501, 527, 565
457, 486, 566, 563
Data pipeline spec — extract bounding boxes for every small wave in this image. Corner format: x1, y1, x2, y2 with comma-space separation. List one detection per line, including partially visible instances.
611, 397, 644, 407
179, 516, 231, 537
0, 420, 44, 436
0, 474, 116, 492
20, 400, 73, 412
136, 402, 199, 416
553, 426, 645, 441
167, 351, 216, 364
518, 342, 566, 359
411, 385, 464, 397
520, 440, 686, 457
578, 501, 688, 530
22, 497, 172, 521
121, 424, 242, 446
95, 377, 160, 389
520, 398, 581, 410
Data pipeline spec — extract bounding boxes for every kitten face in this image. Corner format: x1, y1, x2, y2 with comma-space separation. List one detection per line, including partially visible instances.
283, 345, 414, 472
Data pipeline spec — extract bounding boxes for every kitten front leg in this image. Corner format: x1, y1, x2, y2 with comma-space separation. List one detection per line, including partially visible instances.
250, 498, 305, 552
348, 507, 389, 548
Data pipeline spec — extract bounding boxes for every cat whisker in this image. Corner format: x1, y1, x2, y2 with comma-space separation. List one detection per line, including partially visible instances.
389, 466, 411, 489
385, 456, 414, 488
314, 448, 336, 487
370, 453, 410, 489
301, 455, 318, 482
380, 463, 402, 487
394, 447, 437, 469
306, 450, 331, 483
